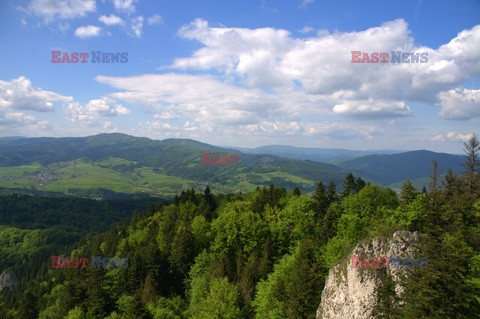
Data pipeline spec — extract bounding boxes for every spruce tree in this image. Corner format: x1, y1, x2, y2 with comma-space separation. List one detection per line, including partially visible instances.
203, 185, 216, 219
374, 272, 401, 319
293, 186, 301, 196
313, 181, 329, 220
342, 172, 356, 198
463, 133, 480, 197
285, 239, 322, 319
355, 177, 366, 193
327, 181, 337, 204
399, 179, 418, 205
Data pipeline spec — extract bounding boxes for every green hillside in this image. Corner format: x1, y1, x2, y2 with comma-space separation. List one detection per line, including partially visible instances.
0, 134, 468, 199
0, 134, 347, 198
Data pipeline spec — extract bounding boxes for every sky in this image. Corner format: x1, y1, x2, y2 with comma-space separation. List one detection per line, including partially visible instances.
0, 0, 479, 153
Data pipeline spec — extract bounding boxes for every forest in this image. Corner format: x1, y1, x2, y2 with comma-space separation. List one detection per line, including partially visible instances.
0, 136, 479, 319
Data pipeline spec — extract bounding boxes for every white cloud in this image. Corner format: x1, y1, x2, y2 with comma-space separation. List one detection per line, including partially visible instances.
113, 0, 137, 14
58, 22, 70, 32
333, 99, 413, 118
303, 122, 379, 139
94, 73, 384, 142
437, 88, 480, 120
65, 97, 130, 122
95, 73, 280, 125
169, 19, 480, 120
432, 131, 474, 142
154, 111, 179, 120
0, 111, 45, 127
74, 25, 101, 38
130, 16, 143, 37
0, 76, 71, 112
0, 76, 68, 131
99, 14, 123, 26
147, 14, 163, 25
299, 26, 314, 34
28, 0, 96, 21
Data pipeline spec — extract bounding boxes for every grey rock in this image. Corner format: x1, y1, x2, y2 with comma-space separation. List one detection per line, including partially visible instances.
317, 231, 421, 319
0, 268, 18, 293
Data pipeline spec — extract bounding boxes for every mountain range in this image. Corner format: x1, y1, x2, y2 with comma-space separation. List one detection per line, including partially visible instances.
0, 133, 466, 198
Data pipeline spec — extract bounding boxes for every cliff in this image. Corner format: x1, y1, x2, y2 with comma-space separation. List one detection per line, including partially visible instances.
317, 231, 421, 319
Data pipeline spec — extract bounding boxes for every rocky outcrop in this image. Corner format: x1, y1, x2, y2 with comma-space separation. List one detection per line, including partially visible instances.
317, 231, 421, 319
0, 268, 18, 293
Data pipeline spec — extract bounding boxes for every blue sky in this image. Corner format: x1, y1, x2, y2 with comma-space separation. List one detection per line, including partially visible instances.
0, 0, 479, 153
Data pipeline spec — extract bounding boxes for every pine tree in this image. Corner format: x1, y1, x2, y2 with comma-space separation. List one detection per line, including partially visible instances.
355, 177, 366, 193
342, 173, 356, 198
122, 293, 152, 319
17, 289, 38, 319
463, 133, 480, 196
374, 272, 401, 319
313, 181, 329, 220
285, 239, 322, 319
169, 221, 195, 276
204, 185, 216, 219
429, 160, 440, 192
140, 272, 158, 305
399, 179, 418, 205
327, 181, 337, 204
292, 186, 301, 196
400, 234, 480, 319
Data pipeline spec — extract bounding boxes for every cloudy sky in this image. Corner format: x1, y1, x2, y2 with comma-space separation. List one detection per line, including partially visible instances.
0, 0, 479, 153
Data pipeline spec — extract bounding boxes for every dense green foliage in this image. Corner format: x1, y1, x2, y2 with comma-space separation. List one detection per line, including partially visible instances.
1, 137, 479, 319
0, 194, 165, 281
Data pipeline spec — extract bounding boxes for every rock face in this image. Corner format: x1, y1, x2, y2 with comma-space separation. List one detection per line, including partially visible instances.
0, 268, 18, 293
316, 231, 421, 319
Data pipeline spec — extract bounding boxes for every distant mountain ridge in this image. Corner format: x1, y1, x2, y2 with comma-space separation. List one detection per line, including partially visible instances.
0, 133, 466, 198
335, 150, 464, 185
0, 133, 346, 197
222, 144, 402, 163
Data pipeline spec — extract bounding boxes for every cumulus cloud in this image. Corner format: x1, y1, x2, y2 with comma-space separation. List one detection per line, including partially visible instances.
113, 0, 137, 14
147, 14, 163, 25
0, 76, 71, 112
333, 99, 413, 118
28, 0, 96, 21
95, 72, 384, 142
0, 76, 70, 131
169, 18, 480, 120
432, 131, 474, 142
74, 25, 101, 38
437, 88, 480, 120
65, 97, 130, 122
99, 14, 123, 26
95, 73, 280, 125
0, 111, 48, 129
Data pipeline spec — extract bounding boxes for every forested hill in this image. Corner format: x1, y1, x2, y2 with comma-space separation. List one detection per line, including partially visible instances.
0, 134, 465, 198
0, 134, 347, 198
1, 163, 479, 318
335, 150, 465, 185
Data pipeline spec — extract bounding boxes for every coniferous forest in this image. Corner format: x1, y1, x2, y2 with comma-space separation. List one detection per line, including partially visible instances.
0, 137, 479, 318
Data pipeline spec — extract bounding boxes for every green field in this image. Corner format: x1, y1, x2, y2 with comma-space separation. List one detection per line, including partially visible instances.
0, 158, 317, 198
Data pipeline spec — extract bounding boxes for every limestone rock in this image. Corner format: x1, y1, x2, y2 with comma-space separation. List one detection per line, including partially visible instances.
0, 268, 18, 293
316, 231, 421, 319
